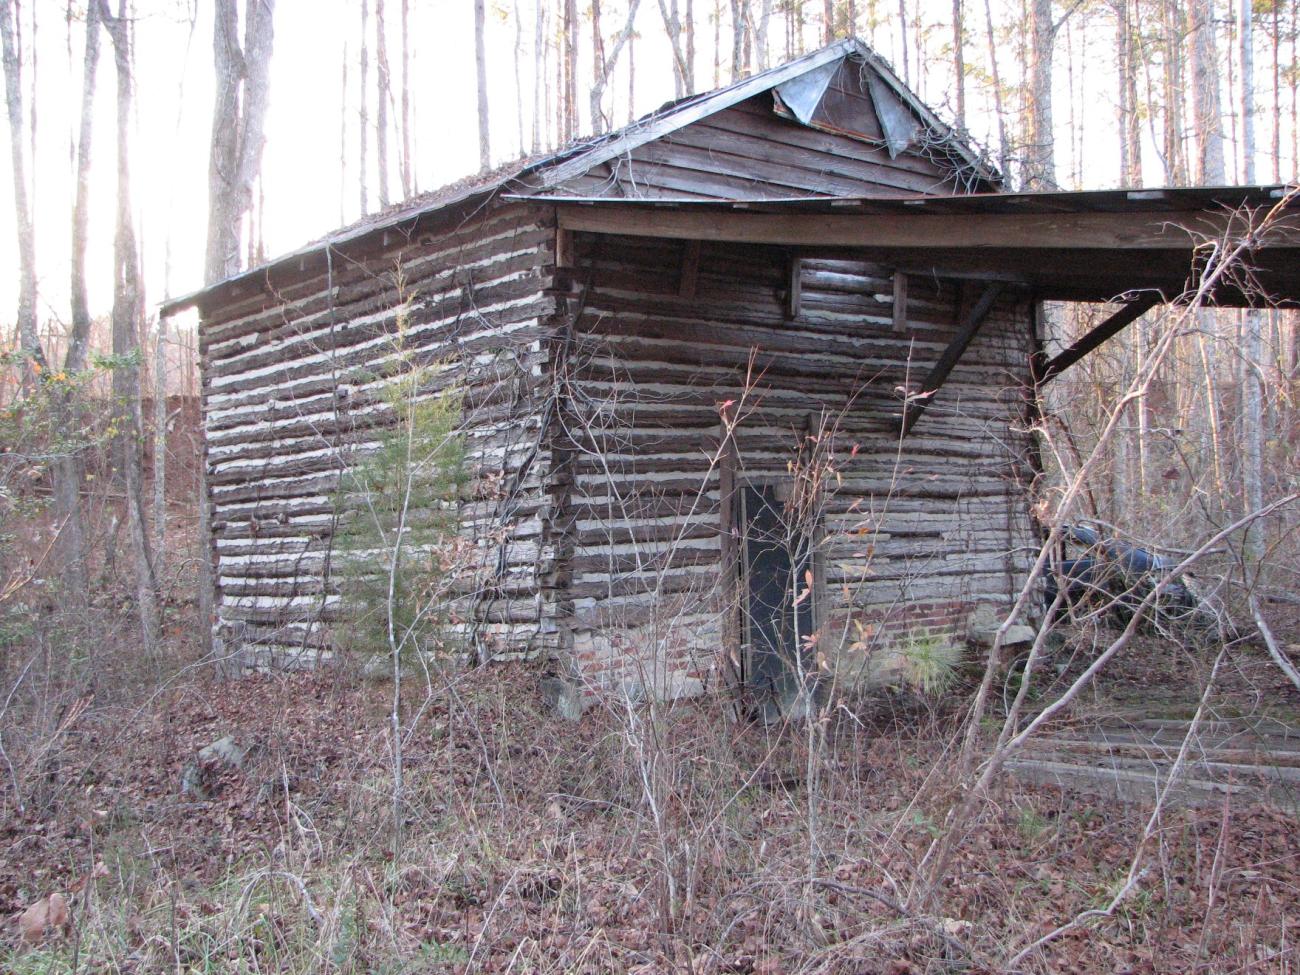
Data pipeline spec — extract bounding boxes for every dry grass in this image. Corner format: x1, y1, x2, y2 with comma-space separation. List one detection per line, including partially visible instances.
2, 617, 1298, 974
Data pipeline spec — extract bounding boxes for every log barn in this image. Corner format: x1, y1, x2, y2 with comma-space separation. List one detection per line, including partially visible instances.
163, 38, 1300, 714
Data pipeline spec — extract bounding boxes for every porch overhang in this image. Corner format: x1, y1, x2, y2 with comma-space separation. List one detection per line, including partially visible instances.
539, 184, 1300, 309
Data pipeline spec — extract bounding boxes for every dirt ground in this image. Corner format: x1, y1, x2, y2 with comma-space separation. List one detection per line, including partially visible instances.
2, 616, 1299, 974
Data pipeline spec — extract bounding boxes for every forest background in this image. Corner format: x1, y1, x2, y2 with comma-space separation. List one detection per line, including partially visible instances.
0, 0, 1298, 972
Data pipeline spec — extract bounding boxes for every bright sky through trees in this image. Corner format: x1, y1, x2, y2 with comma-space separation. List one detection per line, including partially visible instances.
1, 0, 1294, 320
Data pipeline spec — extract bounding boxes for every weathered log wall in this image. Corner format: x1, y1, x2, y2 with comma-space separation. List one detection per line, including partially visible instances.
553, 232, 1038, 699
199, 203, 561, 666
192, 61, 1009, 686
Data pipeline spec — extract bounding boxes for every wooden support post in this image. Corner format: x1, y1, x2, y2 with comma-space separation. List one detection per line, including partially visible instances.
892, 271, 908, 333
679, 239, 702, 299
718, 420, 742, 694
555, 226, 575, 269
786, 254, 802, 320
899, 282, 1004, 437
1035, 294, 1161, 383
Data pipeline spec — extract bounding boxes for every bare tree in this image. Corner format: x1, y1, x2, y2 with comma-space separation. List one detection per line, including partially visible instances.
983, 0, 1011, 179
514, 0, 525, 155
0, 0, 42, 384
897, 0, 908, 84
475, 0, 490, 170
152, 318, 167, 560
1114, 0, 1141, 185
376, 0, 390, 207
68, 2, 99, 379
658, 0, 693, 97
99, 0, 160, 657
206, 0, 276, 285
1241, 0, 1256, 184
532, 0, 544, 151
755, 0, 771, 69
564, 0, 578, 139
49, 0, 104, 597
1188, 0, 1225, 184
1024, 0, 1058, 188
360, 0, 369, 214
1240, 0, 1264, 557
731, 0, 749, 79
1159, 0, 1186, 184
951, 0, 966, 130
204, 0, 277, 662
399, 0, 411, 196
686, 0, 696, 90
590, 0, 643, 134
339, 40, 348, 225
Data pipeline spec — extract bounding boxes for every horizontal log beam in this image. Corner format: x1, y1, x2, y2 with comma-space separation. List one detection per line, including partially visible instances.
556, 204, 1300, 251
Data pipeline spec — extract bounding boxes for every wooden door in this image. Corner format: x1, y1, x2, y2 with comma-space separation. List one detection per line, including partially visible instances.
737, 484, 815, 721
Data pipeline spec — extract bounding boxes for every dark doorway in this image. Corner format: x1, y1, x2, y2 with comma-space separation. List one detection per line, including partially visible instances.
737, 483, 816, 721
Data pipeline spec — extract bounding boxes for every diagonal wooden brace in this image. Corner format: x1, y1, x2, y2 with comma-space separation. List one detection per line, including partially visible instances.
899, 282, 1003, 437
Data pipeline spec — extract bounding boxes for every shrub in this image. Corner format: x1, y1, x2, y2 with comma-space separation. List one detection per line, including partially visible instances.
333, 360, 468, 664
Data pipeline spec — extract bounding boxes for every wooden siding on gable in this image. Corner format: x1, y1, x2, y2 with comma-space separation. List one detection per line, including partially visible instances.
557, 94, 976, 202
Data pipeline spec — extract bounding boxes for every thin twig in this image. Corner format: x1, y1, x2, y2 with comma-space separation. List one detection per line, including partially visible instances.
1250, 595, 1300, 694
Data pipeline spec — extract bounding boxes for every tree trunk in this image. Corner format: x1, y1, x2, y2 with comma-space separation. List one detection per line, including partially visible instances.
1270, 1, 1280, 181
1159, 0, 1185, 184
474, 0, 490, 170
359, 0, 369, 214
1234, 11, 1252, 208
717, 0, 726, 87
204, 0, 277, 664
340, 41, 348, 225
1188, 0, 1227, 526
897, 0, 908, 84
1188, 0, 1224, 184
983, 0, 1011, 179
1115, 0, 1141, 185
100, 0, 160, 659
731, 0, 748, 80
152, 319, 168, 560
206, 0, 276, 285
755, 0, 771, 69
0, 0, 43, 386
68, 1, 98, 377
592, 0, 605, 114
46, 0, 103, 597
658, 0, 687, 98
1024, 0, 1057, 188
513, 0, 524, 155
399, 0, 411, 197
627, 24, 636, 123
590, 0, 642, 135
1240, 0, 1263, 557
951, 0, 966, 130
564, 0, 578, 140
376, 0, 390, 206
532, 0, 544, 151
685, 0, 695, 90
